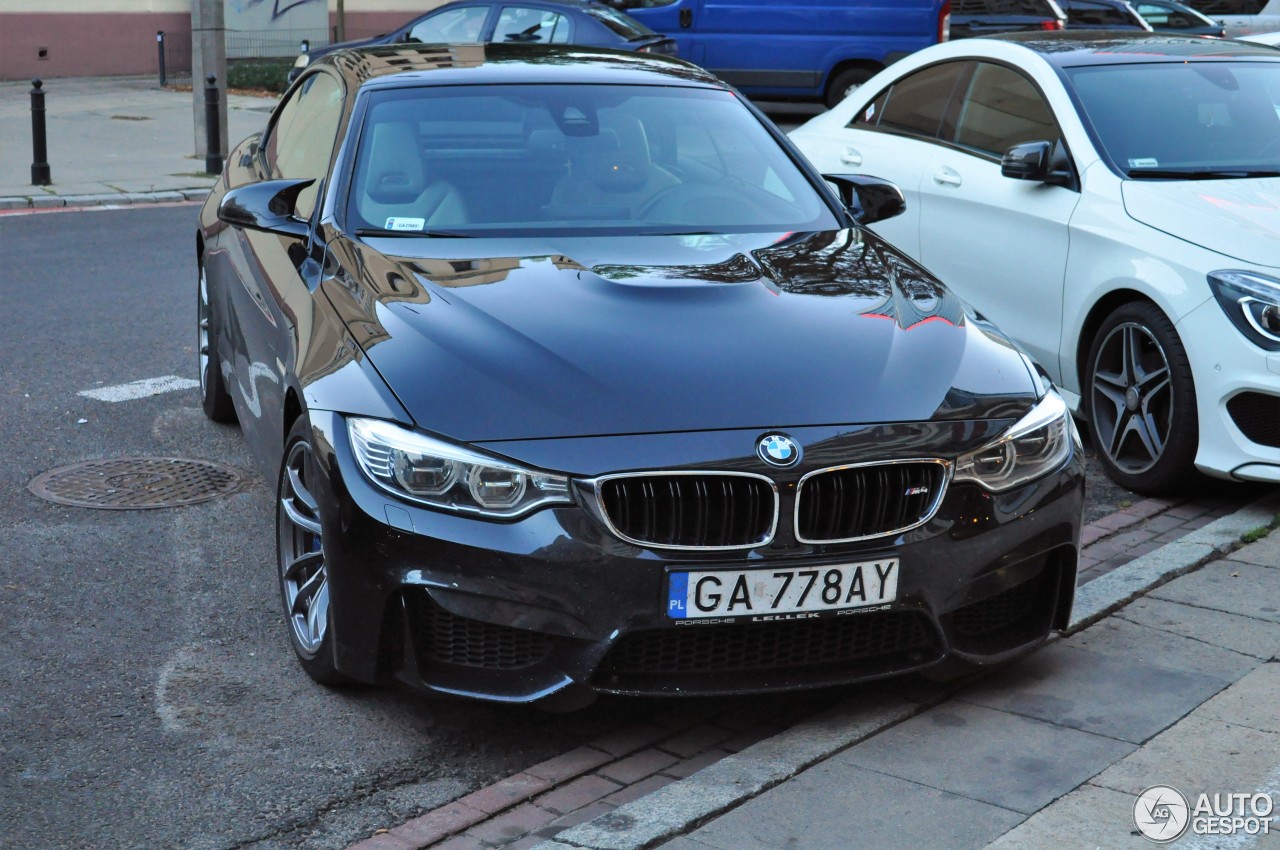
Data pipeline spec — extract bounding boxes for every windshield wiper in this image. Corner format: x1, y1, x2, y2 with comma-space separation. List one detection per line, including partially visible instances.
1127, 168, 1280, 179
354, 227, 474, 238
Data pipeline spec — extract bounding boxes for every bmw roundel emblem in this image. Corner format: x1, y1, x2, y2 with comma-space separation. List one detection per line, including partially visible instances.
757, 434, 800, 468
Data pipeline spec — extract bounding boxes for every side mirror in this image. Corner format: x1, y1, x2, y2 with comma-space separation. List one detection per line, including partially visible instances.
823, 174, 906, 225
1001, 141, 1053, 181
218, 178, 315, 239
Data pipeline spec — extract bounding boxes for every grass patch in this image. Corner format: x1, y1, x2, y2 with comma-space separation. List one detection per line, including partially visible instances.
1240, 512, 1280, 545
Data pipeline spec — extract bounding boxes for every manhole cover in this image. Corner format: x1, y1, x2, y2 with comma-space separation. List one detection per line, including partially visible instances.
29, 457, 247, 510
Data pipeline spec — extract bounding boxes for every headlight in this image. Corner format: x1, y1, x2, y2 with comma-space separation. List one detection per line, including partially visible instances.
293, 54, 310, 69
1208, 270, 1280, 351
954, 391, 1077, 492
348, 417, 571, 518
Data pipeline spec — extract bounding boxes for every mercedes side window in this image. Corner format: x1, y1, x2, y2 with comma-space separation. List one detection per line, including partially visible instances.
264, 71, 344, 220
494, 7, 574, 43
1065, 0, 1142, 24
849, 89, 890, 130
954, 62, 1059, 157
408, 6, 489, 43
872, 62, 970, 140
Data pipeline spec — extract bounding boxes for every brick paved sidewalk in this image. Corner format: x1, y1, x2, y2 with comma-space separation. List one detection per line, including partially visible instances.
343, 488, 1251, 850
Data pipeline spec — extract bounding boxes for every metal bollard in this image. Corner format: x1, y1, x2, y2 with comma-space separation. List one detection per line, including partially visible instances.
204, 74, 222, 175
30, 78, 51, 186
157, 31, 167, 87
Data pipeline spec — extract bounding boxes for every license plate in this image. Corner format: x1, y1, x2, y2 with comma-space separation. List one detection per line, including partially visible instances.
666, 559, 899, 620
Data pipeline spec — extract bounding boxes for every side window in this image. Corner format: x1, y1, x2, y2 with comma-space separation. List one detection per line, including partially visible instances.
849, 88, 890, 130
955, 63, 1059, 157
873, 62, 969, 140
264, 72, 344, 219
494, 7, 574, 43
408, 6, 489, 43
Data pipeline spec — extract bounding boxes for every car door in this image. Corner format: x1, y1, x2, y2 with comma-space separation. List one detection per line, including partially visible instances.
225, 69, 346, 464
915, 60, 1080, 378
797, 60, 973, 255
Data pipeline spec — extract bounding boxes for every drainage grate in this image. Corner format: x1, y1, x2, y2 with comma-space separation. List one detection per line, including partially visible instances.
29, 457, 247, 510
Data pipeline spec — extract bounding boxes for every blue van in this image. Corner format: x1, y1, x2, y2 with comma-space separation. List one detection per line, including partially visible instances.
618, 0, 951, 106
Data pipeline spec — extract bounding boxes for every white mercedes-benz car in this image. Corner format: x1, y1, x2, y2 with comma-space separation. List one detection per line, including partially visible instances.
791, 31, 1280, 493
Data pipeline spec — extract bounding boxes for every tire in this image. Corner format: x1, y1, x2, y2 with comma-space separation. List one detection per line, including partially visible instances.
825, 66, 876, 109
198, 263, 237, 423
277, 415, 351, 685
1084, 301, 1200, 495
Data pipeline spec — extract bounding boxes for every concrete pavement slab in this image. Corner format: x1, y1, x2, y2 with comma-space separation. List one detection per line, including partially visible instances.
836, 702, 1136, 815
1225, 532, 1280, 569
680, 763, 1023, 850
1092, 713, 1280, 800
1112, 596, 1280, 661
1198, 662, 1280, 735
1064, 611, 1261, 678
983, 783, 1156, 850
0, 76, 273, 203
955, 643, 1233, 744
1150, 560, 1280, 625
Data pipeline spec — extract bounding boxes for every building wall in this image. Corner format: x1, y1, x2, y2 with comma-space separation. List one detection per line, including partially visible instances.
0, 1, 444, 81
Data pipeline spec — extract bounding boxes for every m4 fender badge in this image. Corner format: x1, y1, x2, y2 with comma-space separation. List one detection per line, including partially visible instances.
757, 433, 801, 468
905, 486, 930, 496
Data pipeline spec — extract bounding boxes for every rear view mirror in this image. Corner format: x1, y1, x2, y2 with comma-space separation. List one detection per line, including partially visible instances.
1002, 140, 1075, 188
823, 174, 906, 225
218, 178, 314, 239
1001, 141, 1053, 181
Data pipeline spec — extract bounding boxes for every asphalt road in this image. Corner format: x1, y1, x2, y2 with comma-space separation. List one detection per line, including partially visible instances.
0, 202, 1254, 850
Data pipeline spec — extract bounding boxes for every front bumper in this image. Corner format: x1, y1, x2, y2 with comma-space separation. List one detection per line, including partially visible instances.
306, 412, 1084, 704
1177, 298, 1280, 483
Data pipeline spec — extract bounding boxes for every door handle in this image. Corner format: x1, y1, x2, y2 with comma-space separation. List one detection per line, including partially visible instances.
933, 166, 962, 187
679, 8, 692, 27
839, 147, 862, 166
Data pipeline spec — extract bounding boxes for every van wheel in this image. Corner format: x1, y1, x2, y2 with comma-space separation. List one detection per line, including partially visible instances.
825, 67, 876, 109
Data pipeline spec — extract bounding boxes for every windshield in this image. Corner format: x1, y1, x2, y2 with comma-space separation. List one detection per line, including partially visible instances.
346, 84, 838, 236
1066, 61, 1280, 177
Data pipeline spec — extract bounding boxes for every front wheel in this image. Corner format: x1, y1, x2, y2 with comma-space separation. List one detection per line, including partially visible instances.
277, 415, 350, 685
1085, 301, 1199, 494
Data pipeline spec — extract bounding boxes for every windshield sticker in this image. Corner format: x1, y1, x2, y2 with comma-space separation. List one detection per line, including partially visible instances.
865, 103, 876, 121
1128, 157, 1159, 169
385, 217, 425, 231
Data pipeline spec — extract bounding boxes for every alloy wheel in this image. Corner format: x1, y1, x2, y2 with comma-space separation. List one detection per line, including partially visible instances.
278, 439, 328, 656
198, 266, 211, 394
1089, 321, 1173, 475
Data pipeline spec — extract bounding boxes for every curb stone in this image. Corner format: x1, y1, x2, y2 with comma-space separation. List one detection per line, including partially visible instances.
0, 188, 209, 211
532, 492, 1280, 850
1068, 491, 1279, 630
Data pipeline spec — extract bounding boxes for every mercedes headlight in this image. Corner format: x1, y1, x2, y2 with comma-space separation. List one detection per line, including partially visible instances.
955, 391, 1077, 492
348, 417, 571, 518
293, 54, 310, 69
1208, 270, 1280, 351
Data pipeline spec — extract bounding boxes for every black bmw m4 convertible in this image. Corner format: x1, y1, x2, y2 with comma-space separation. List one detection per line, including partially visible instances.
197, 42, 1084, 708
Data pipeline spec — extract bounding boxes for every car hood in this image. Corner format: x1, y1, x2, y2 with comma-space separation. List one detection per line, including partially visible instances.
319, 228, 1038, 442
1122, 177, 1280, 268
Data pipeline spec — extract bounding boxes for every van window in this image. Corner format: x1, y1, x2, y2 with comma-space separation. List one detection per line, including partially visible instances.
874, 62, 969, 139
